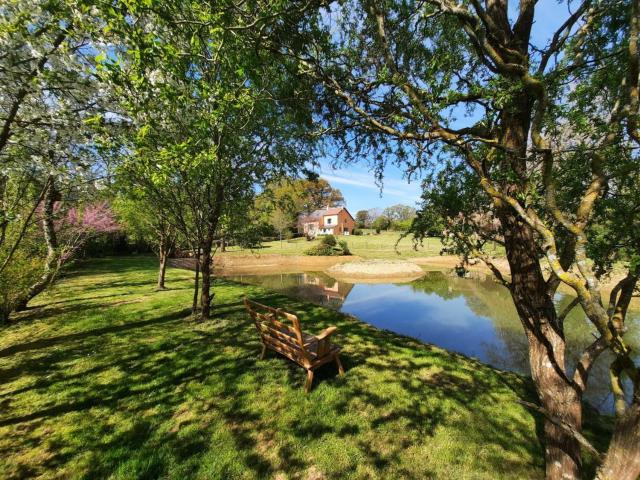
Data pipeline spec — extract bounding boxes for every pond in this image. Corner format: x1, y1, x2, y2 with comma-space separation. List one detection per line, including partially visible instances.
225, 270, 640, 413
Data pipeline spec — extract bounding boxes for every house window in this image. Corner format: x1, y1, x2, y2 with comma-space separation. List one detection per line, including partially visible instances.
326, 218, 332, 224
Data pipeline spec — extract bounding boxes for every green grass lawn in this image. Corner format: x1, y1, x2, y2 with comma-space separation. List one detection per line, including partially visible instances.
224, 231, 454, 259
0, 257, 605, 479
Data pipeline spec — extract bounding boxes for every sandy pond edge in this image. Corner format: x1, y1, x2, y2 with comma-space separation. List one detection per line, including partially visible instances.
168, 254, 638, 308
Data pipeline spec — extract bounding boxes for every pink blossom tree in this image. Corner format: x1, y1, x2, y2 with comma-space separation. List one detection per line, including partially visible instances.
15, 191, 120, 311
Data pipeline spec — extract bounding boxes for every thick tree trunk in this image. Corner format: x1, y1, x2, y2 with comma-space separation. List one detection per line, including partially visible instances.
499, 209, 582, 480
199, 236, 214, 319
596, 403, 640, 480
15, 181, 59, 312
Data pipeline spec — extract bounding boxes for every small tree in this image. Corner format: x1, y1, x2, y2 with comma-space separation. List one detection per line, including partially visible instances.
372, 216, 390, 232
270, 208, 293, 247
113, 197, 178, 289
355, 210, 370, 228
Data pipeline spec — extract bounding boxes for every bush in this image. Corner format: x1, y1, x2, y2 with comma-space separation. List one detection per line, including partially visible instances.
372, 216, 391, 232
304, 237, 351, 256
390, 219, 413, 232
352, 229, 363, 235
303, 244, 335, 256
320, 234, 337, 246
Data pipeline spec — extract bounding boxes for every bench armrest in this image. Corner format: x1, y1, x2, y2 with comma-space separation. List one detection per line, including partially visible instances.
315, 326, 337, 341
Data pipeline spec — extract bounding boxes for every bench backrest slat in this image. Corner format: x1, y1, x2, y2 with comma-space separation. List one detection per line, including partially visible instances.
244, 298, 310, 364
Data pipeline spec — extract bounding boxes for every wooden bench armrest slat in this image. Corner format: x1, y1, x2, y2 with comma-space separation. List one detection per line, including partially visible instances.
315, 326, 338, 341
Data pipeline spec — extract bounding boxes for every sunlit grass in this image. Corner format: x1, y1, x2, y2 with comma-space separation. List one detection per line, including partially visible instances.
223, 232, 447, 258
223, 232, 506, 259
0, 257, 604, 479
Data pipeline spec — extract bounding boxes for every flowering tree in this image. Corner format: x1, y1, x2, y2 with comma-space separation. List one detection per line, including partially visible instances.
0, 0, 117, 319
14, 200, 119, 311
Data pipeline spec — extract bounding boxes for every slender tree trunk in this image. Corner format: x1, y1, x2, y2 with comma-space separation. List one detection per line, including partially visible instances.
192, 248, 200, 316
199, 186, 224, 320
500, 209, 582, 480
156, 235, 169, 290
220, 235, 226, 252
596, 403, 640, 480
199, 235, 214, 319
157, 250, 167, 289
15, 180, 60, 312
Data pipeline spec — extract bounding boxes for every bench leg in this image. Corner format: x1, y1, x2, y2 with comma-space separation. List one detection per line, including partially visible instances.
304, 369, 314, 393
335, 354, 345, 376
259, 343, 267, 360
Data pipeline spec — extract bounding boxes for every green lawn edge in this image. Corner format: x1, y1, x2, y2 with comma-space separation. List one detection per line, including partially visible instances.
0, 256, 608, 479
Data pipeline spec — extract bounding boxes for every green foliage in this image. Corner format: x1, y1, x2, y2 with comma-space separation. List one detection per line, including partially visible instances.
382, 204, 416, 223
303, 244, 336, 256
320, 234, 337, 247
372, 216, 391, 232
0, 246, 43, 323
355, 210, 370, 228
390, 219, 414, 232
304, 236, 350, 256
255, 177, 345, 234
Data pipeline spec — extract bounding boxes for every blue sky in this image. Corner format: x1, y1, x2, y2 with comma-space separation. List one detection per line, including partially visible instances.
318, 161, 424, 212
316, 0, 566, 213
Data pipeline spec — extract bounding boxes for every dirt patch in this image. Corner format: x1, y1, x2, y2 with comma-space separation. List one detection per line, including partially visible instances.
327, 260, 425, 283
169, 255, 360, 275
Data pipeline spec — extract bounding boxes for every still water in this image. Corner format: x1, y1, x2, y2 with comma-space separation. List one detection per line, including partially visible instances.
226, 270, 639, 412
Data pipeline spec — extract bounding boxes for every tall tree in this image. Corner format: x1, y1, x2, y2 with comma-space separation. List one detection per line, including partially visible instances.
107, 1, 315, 319
382, 204, 416, 222
0, 0, 114, 317
284, 1, 640, 478
299, 177, 345, 212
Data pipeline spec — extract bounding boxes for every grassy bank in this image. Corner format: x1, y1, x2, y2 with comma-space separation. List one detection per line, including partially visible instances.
0, 257, 604, 479
223, 232, 456, 259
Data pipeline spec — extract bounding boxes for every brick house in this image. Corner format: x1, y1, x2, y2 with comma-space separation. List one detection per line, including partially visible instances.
298, 206, 356, 236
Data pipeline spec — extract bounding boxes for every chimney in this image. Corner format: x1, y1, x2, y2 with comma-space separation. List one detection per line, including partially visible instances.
326, 205, 330, 210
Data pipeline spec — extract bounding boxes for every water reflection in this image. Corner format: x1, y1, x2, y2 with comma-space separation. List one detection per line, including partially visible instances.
225, 270, 639, 412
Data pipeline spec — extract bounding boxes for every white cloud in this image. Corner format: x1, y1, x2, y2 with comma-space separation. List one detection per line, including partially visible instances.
320, 168, 421, 203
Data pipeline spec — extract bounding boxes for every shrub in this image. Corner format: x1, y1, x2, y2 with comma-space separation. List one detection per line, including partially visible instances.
303, 244, 335, 256
372, 216, 391, 231
304, 237, 351, 256
320, 234, 337, 246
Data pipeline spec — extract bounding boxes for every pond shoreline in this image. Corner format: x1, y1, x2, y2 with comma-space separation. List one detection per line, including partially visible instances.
170, 254, 637, 307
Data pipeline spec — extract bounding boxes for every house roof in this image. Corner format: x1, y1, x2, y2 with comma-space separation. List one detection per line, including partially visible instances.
298, 206, 355, 224
308, 207, 345, 218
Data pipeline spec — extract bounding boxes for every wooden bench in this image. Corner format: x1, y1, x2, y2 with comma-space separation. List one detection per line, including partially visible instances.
244, 298, 344, 392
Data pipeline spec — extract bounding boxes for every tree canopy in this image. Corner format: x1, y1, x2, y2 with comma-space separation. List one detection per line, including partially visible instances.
279, 0, 640, 478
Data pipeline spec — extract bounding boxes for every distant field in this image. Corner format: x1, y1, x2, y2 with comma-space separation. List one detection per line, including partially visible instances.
223, 231, 445, 259
223, 231, 504, 259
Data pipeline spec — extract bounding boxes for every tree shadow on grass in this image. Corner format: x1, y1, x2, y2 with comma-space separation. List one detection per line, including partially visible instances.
1, 268, 553, 480
0, 308, 191, 359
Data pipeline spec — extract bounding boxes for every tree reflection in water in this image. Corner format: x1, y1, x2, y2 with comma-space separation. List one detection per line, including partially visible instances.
225, 270, 639, 412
